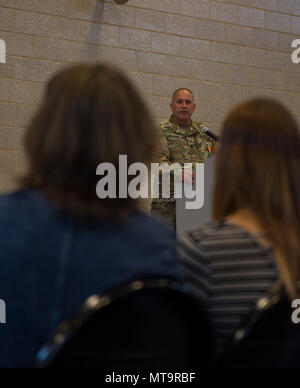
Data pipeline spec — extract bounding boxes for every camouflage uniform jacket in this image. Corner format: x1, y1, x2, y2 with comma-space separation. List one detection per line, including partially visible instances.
152, 115, 215, 203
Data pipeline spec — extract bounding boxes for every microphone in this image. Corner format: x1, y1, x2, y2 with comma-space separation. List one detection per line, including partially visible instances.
202, 127, 220, 142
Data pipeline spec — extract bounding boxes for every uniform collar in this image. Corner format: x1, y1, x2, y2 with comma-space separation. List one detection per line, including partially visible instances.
170, 115, 199, 136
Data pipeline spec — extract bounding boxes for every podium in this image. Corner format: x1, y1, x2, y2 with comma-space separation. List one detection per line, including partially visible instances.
176, 156, 216, 236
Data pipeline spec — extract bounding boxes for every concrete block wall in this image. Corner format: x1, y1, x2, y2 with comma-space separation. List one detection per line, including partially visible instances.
0, 0, 300, 191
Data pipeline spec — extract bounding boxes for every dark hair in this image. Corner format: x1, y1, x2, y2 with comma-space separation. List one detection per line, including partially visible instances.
214, 98, 300, 298
22, 64, 157, 222
172, 88, 194, 101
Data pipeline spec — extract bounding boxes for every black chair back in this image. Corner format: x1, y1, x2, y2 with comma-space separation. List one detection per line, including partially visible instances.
220, 286, 300, 368
36, 279, 213, 368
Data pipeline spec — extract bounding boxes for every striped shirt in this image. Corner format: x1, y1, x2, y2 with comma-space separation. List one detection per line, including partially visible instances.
178, 221, 279, 355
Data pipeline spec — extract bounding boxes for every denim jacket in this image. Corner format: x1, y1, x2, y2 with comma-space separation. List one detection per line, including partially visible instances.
0, 189, 184, 367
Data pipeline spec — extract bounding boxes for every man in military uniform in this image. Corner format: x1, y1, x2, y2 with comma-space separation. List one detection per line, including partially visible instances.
151, 88, 215, 229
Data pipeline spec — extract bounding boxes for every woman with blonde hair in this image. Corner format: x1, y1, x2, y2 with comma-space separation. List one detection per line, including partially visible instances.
179, 98, 300, 354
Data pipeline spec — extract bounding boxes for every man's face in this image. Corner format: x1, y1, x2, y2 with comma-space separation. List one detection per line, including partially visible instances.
170, 90, 196, 125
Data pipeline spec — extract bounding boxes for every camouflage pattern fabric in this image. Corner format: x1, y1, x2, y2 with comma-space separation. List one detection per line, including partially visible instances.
151, 115, 215, 228
151, 201, 176, 230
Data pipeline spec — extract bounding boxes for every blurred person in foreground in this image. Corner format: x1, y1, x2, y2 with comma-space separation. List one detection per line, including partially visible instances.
178, 98, 300, 356
0, 64, 184, 368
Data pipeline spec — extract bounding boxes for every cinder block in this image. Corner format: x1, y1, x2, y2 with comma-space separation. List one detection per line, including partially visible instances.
254, 69, 281, 89
136, 9, 167, 32
278, 33, 299, 53
196, 61, 225, 82
15, 58, 51, 82
167, 14, 196, 37
181, 0, 209, 19
68, 0, 103, 21
240, 47, 266, 68
272, 91, 300, 113
53, 18, 119, 47
252, 29, 278, 50
120, 28, 151, 51
0, 0, 35, 11
0, 7, 15, 31
225, 25, 253, 46
102, 2, 135, 27
150, 0, 181, 14
181, 37, 210, 60
12, 80, 43, 105
266, 51, 292, 71
196, 102, 229, 124
196, 20, 225, 42
136, 51, 167, 74
0, 150, 15, 174
128, 0, 151, 9
219, 0, 277, 11
152, 33, 181, 56
266, 12, 291, 33
0, 103, 16, 126
97, 24, 119, 47
145, 94, 170, 118
102, 47, 137, 71
152, 75, 179, 97
0, 173, 17, 193
33, 37, 71, 61
0, 56, 16, 79
0, 31, 33, 58
14, 104, 36, 128
52, 17, 119, 47
292, 17, 300, 34
15, 11, 52, 37
282, 73, 300, 92
279, 0, 300, 17
0, 79, 14, 102
211, 1, 239, 24
211, 43, 240, 65
0, 127, 25, 151
127, 72, 153, 95
209, 84, 242, 105
239, 7, 265, 28
14, 150, 28, 175
33, 0, 68, 16
166, 56, 198, 78
226, 64, 253, 86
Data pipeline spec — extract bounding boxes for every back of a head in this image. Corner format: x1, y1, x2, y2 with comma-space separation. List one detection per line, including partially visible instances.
214, 98, 300, 297
23, 64, 157, 222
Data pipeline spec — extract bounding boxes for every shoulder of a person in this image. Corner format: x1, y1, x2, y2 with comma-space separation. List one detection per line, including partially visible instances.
158, 118, 176, 134
0, 189, 30, 209
183, 221, 232, 244
131, 210, 175, 238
